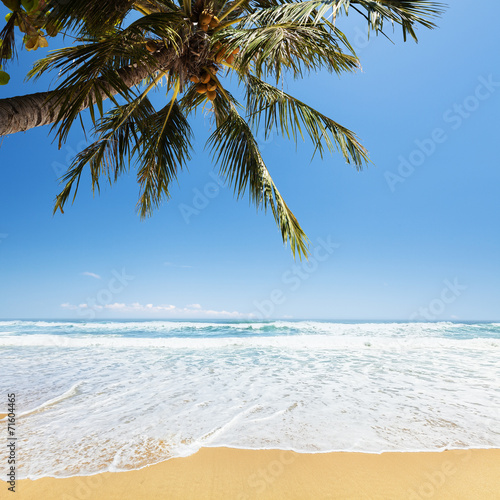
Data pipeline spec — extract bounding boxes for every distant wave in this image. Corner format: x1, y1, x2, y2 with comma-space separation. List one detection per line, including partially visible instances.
1, 319, 497, 335
0, 333, 498, 350
0, 320, 464, 330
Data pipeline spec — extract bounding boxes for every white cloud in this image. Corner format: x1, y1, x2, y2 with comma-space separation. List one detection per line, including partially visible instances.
60, 302, 253, 319
81, 272, 101, 279
105, 303, 127, 310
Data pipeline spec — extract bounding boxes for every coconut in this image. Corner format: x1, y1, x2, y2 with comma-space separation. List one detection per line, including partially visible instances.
199, 11, 212, 25
225, 54, 234, 65
2, 0, 21, 11
232, 47, 240, 54
190, 75, 200, 84
21, 0, 35, 11
0, 70, 10, 86
200, 72, 211, 84
25, 36, 39, 51
209, 16, 219, 28
215, 50, 225, 63
196, 84, 208, 94
207, 81, 217, 91
146, 40, 157, 53
38, 36, 48, 48
207, 90, 217, 100
200, 23, 209, 32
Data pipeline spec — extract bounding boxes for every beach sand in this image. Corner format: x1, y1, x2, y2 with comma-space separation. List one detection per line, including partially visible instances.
8, 448, 500, 499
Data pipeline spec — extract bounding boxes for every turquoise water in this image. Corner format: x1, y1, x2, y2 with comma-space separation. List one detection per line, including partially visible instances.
1, 320, 499, 479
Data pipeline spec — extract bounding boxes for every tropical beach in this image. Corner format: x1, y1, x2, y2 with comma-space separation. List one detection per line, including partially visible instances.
1, 0, 500, 498
2, 320, 500, 498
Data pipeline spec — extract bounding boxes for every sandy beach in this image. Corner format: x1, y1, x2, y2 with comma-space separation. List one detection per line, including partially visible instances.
7, 447, 500, 499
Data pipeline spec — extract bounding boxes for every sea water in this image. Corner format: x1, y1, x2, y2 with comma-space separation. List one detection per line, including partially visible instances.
0, 320, 499, 479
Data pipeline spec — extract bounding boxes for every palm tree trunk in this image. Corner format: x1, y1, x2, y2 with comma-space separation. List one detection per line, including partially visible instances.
0, 52, 170, 137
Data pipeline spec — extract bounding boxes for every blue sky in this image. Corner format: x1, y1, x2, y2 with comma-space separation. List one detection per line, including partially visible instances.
0, 1, 499, 321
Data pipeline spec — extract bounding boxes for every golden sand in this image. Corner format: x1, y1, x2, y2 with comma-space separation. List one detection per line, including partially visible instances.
7, 448, 500, 499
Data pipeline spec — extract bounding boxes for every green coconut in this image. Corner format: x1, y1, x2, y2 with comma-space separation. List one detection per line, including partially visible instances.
21, 0, 36, 12
1, 0, 21, 11
0, 70, 10, 85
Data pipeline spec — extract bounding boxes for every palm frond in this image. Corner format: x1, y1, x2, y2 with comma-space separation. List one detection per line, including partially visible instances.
0, 11, 21, 65
241, 0, 337, 25
54, 93, 193, 217
136, 100, 193, 216
53, 98, 155, 214
246, 75, 368, 165
43, 0, 134, 34
208, 98, 309, 258
245, 0, 444, 41
126, 11, 187, 38
217, 23, 358, 81
350, 0, 445, 41
178, 83, 208, 115
219, 0, 251, 20
27, 27, 178, 145
181, 0, 192, 16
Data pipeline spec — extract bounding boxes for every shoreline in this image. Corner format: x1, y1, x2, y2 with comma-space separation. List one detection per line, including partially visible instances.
7, 447, 500, 499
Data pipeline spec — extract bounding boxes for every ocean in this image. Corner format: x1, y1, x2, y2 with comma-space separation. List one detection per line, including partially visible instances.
1, 320, 499, 479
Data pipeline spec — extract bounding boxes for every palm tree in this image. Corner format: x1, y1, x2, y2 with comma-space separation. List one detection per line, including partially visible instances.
0, 0, 444, 257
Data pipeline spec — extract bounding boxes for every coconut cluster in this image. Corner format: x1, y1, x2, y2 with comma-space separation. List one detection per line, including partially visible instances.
2, 0, 57, 51
198, 9, 219, 32
190, 69, 218, 100
140, 6, 240, 101
189, 44, 239, 100
1, 0, 61, 84
190, 45, 239, 100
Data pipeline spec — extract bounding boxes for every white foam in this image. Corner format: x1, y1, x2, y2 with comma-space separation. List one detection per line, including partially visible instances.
19, 382, 82, 418
0, 333, 497, 350
0, 319, 474, 333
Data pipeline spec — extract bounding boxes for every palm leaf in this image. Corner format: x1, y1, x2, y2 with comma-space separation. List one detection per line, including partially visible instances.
208, 98, 309, 258
350, 0, 445, 41
28, 26, 179, 145
246, 75, 368, 165
0, 11, 23, 65
136, 100, 193, 216
245, 0, 444, 41
53, 98, 155, 214
43, 0, 134, 34
54, 94, 193, 217
216, 23, 359, 81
